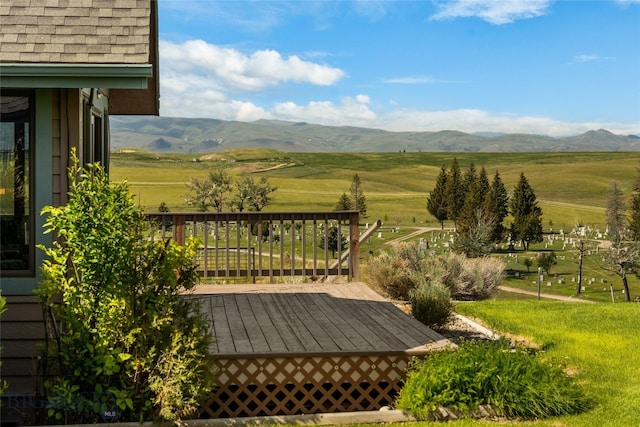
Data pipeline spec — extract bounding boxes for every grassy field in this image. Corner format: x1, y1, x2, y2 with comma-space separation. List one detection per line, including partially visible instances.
111, 149, 639, 228
110, 149, 640, 301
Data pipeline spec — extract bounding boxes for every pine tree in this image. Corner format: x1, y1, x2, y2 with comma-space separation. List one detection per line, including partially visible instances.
445, 158, 464, 228
350, 173, 367, 217
426, 165, 448, 229
335, 192, 353, 211
462, 161, 477, 195
485, 170, 509, 242
510, 172, 543, 250
457, 166, 489, 236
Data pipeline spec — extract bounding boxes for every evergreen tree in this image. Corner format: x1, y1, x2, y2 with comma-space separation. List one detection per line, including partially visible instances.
485, 170, 509, 242
350, 173, 367, 217
426, 165, 448, 229
462, 161, 477, 195
320, 224, 348, 257
445, 158, 464, 228
510, 173, 543, 250
335, 192, 353, 211
457, 166, 490, 236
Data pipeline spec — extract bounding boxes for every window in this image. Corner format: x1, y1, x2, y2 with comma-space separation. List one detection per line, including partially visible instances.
82, 92, 107, 169
0, 94, 34, 275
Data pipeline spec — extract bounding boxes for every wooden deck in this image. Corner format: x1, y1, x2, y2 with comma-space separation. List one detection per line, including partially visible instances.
192, 282, 449, 357
190, 283, 451, 418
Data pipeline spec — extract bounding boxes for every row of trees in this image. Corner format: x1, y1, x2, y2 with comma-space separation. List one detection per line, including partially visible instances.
427, 159, 543, 256
184, 169, 276, 212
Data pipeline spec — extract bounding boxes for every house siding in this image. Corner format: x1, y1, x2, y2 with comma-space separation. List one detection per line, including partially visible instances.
0, 295, 45, 424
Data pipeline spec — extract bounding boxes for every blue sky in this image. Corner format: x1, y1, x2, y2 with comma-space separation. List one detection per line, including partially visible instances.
158, 0, 640, 136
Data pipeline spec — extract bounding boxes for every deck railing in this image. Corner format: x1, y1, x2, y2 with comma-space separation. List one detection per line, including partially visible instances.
145, 211, 360, 283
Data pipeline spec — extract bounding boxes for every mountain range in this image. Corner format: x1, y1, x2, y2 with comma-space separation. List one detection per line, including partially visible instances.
110, 116, 640, 153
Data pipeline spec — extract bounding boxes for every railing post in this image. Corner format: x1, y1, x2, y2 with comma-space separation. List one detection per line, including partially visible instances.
174, 214, 186, 246
349, 212, 360, 281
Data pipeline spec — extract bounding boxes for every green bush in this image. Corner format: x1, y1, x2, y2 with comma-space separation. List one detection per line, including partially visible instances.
36, 156, 216, 423
396, 340, 591, 420
362, 247, 418, 300
364, 243, 505, 301
424, 252, 505, 300
409, 281, 454, 329
537, 251, 558, 274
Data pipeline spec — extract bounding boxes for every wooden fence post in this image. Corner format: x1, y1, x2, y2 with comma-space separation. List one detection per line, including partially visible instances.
349, 212, 360, 281
174, 214, 185, 245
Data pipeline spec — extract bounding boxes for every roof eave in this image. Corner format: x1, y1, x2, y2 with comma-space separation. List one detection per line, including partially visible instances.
0, 63, 153, 89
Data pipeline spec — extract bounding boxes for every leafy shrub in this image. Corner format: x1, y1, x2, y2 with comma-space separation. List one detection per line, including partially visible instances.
537, 251, 557, 274
396, 340, 591, 420
36, 157, 216, 423
409, 280, 454, 329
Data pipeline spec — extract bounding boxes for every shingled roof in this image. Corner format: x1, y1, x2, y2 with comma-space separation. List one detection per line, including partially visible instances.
0, 0, 153, 64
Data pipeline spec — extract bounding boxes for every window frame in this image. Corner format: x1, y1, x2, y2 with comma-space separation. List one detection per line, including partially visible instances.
0, 90, 36, 278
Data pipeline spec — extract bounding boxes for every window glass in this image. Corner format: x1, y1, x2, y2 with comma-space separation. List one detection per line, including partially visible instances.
0, 95, 32, 274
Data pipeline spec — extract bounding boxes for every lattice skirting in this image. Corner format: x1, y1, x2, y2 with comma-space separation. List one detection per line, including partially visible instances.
199, 354, 412, 418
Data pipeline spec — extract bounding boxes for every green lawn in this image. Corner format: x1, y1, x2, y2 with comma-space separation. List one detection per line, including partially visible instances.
345, 301, 639, 427
451, 301, 640, 427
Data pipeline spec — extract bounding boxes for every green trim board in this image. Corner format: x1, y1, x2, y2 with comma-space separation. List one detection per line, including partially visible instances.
0, 63, 152, 89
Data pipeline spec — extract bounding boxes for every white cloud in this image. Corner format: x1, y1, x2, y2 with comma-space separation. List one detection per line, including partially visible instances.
383, 76, 438, 84
430, 0, 551, 24
158, 39, 638, 137
271, 95, 377, 127
160, 86, 639, 137
352, 0, 390, 21
375, 108, 639, 136
573, 54, 616, 63
160, 40, 346, 92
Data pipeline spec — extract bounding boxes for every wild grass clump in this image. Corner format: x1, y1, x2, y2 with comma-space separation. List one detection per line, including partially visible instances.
396, 340, 591, 420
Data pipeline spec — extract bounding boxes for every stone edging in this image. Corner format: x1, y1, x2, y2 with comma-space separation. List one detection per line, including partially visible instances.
39, 410, 416, 427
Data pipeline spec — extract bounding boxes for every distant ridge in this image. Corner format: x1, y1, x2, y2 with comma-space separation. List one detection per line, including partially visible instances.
110, 116, 640, 153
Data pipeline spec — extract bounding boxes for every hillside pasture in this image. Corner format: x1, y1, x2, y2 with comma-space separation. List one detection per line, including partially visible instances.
110, 150, 639, 230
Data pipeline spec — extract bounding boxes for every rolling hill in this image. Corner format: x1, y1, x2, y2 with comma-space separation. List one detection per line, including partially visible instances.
110, 116, 640, 153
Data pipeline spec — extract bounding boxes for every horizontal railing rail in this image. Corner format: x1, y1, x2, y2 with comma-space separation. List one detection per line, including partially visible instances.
145, 211, 360, 283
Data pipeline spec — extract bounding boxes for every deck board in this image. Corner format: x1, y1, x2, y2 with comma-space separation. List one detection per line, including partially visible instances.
192, 282, 450, 357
